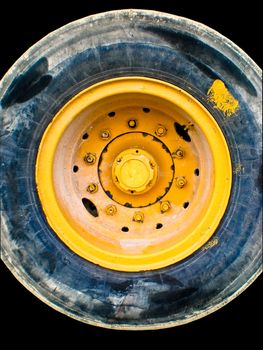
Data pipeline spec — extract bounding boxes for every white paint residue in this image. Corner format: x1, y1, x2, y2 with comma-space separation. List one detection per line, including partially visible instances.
119, 239, 150, 254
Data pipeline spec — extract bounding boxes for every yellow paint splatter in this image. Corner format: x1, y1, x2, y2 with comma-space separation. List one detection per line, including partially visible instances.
207, 80, 239, 117
202, 238, 219, 251
233, 163, 244, 174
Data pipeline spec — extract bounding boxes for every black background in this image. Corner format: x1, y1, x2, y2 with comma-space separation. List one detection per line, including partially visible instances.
1, 0, 262, 346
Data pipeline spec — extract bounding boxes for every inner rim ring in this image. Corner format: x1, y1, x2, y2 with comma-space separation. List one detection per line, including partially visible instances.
98, 132, 175, 208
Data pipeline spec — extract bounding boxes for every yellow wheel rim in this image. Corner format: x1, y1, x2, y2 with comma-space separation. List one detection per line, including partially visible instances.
36, 77, 232, 272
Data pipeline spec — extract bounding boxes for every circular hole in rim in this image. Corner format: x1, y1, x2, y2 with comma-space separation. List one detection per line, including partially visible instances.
73, 165, 79, 173
82, 198, 98, 217
108, 111, 116, 117
183, 201, 189, 209
143, 107, 150, 113
156, 223, 163, 229
82, 133, 89, 140
194, 168, 200, 176
121, 226, 129, 232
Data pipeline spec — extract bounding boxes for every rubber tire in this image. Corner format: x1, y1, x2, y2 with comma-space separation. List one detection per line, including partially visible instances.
0, 10, 262, 329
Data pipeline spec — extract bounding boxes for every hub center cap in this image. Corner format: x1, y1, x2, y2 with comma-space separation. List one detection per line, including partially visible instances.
112, 148, 157, 194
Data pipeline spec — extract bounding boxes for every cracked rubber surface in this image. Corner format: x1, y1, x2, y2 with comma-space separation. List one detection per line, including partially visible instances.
0, 9, 262, 329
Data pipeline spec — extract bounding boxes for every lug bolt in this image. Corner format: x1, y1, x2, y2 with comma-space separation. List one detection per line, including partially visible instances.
149, 160, 156, 169
145, 181, 152, 189
84, 152, 96, 165
87, 183, 98, 193
176, 176, 187, 188
105, 205, 117, 216
184, 122, 194, 131
100, 129, 111, 140
155, 124, 167, 137
160, 201, 171, 213
128, 120, 137, 128
133, 211, 144, 223
172, 148, 184, 159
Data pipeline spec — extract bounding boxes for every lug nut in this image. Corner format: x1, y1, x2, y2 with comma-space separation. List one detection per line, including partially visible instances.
100, 129, 111, 140
128, 120, 137, 128
172, 148, 184, 159
155, 124, 167, 137
87, 183, 98, 193
84, 152, 96, 165
105, 205, 117, 216
133, 212, 144, 223
149, 160, 156, 169
176, 176, 187, 188
160, 201, 171, 213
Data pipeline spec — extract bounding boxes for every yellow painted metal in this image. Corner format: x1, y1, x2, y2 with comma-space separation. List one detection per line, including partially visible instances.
84, 152, 96, 165
98, 132, 174, 207
100, 129, 111, 140
112, 148, 157, 194
160, 201, 171, 213
105, 205, 117, 216
133, 212, 144, 223
172, 148, 184, 159
175, 176, 187, 189
155, 124, 167, 137
87, 183, 98, 194
36, 77, 232, 272
128, 120, 137, 128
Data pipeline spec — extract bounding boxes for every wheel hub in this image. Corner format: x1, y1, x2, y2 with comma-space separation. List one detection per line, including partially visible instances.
98, 132, 174, 207
112, 148, 157, 195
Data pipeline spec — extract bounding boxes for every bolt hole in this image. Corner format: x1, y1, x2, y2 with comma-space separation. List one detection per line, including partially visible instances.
82, 198, 98, 217
82, 133, 89, 140
130, 190, 134, 194
194, 168, 200, 176
135, 150, 139, 153
73, 165, 79, 173
183, 201, 189, 209
121, 226, 129, 232
108, 111, 115, 117
143, 107, 150, 113
156, 223, 163, 229
174, 122, 191, 142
